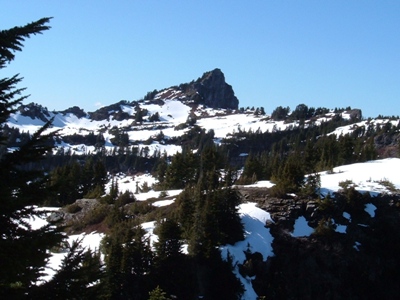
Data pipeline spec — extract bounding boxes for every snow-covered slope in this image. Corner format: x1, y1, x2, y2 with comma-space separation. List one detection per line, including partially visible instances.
29, 158, 400, 299
6, 99, 370, 157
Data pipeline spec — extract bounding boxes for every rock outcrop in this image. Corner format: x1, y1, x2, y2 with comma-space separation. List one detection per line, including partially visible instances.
18, 102, 51, 122
151, 68, 239, 110
237, 186, 400, 299
192, 68, 239, 109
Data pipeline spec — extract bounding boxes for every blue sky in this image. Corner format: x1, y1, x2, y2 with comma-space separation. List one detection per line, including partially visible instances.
2, 1, 400, 117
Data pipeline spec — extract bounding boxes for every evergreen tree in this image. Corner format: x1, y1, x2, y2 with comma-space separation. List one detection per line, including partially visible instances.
240, 153, 262, 184
154, 219, 183, 260
153, 219, 195, 298
0, 18, 103, 298
37, 240, 104, 299
155, 151, 168, 185
271, 153, 305, 196
0, 17, 65, 297
148, 286, 171, 300
102, 222, 154, 299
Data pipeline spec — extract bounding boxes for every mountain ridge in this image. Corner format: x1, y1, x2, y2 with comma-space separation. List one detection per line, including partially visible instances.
5, 68, 400, 162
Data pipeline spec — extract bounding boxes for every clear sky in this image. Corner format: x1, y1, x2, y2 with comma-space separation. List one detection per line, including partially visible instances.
2, 1, 400, 118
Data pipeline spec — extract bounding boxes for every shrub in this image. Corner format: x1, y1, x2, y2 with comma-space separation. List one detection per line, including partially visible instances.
116, 191, 136, 207
82, 204, 108, 226
158, 191, 169, 198
376, 178, 397, 193
317, 197, 335, 212
313, 217, 335, 237
338, 179, 355, 190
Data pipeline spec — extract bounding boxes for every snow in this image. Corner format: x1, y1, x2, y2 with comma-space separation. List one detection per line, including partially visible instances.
42, 232, 104, 282
238, 180, 275, 188
152, 199, 175, 207
27, 207, 60, 230
319, 158, 400, 196
328, 119, 400, 137
141, 221, 158, 249
104, 172, 182, 202
220, 202, 274, 300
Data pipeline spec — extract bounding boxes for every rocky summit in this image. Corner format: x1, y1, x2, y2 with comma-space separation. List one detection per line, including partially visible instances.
193, 68, 239, 109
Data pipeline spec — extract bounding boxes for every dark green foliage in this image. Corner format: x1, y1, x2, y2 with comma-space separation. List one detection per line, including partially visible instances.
143, 89, 158, 100
115, 190, 136, 207
154, 219, 183, 260
238, 152, 263, 184
271, 105, 290, 121
62, 131, 102, 146
317, 195, 335, 213
340, 185, 371, 215
0, 17, 102, 298
0, 17, 64, 297
0, 18, 51, 68
154, 151, 168, 185
36, 240, 104, 299
233, 108, 381, 187
176, 184, 243, 259
193, 248, 244, 299
109, 126, 130, 147
101, 222, 154, 299
163, 149, 199, 189
148, 286, 171, 300
149, 112, 160, 122
271, 153, 305, 196
69, 203, 109, 232
300, 173, 321, 197
47, 157, 107, 205
312, 217, 336, 237
289, 103, 318, 121
153, 219, 195, 299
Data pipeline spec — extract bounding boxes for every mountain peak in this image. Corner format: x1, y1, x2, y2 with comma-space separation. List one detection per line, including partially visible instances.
147, 69, 239, 110
194, 68, 239, 109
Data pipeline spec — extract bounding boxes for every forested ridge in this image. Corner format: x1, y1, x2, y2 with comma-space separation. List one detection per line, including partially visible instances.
2, 18, 400, 299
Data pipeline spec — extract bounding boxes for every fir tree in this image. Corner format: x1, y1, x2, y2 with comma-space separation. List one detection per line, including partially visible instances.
148, 286, 171, 300
102, 222, 154, 299
0, 18, 103, 298
37, 240, 104, 299
0, 17, 65, 297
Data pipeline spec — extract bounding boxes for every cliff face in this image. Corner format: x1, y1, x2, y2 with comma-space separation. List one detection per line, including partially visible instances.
150, 68, 239, 110
193, 68, 239, 109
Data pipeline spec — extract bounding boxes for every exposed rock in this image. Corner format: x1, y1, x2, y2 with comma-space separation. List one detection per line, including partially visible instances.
54, 198, 102, 230
88, 100, 132, 121
150, 68, 239, 110
18, 102, 51, 122
59, 106, 87, 118
347, 108, 362, 120
236, 187, 400, 299
193, 68, 239, 109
